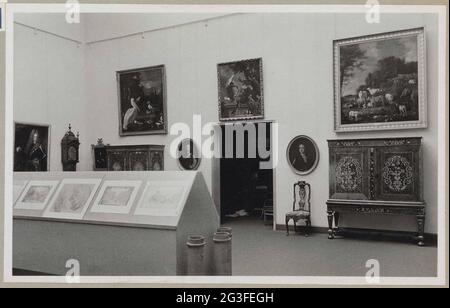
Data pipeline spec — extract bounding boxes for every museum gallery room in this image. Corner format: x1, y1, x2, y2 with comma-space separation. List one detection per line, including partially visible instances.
10, 10, 442, 278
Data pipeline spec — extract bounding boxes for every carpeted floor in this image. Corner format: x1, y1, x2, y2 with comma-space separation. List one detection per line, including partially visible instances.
224, 217, 437, 277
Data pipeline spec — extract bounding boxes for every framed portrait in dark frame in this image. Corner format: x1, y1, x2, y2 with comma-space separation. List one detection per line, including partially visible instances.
287, 135, 319, 175
177, 138, 201, 171
217, 58, 264, 121
117, 65, 167, 136
14, 122, 50, 172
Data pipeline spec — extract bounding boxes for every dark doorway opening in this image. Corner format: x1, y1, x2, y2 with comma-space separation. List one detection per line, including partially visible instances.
218, 122, 274, 222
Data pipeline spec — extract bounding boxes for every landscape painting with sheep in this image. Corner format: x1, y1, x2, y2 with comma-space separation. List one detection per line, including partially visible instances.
334, 28, 426, 131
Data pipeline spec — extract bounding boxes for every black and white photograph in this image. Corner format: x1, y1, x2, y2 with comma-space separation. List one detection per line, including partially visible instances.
117, 65, 167, 136
2, 1, 448, 291
218, 58, 264, 121
334, 28, 427, 132
287, 135, 319, 175
14, 123, 49, 172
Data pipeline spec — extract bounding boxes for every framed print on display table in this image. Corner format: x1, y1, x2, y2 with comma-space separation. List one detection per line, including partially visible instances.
90, 180, 141, 214
15, 180, 59, 211
117, 65, 167, 136
217, 58, 264, 121
333, 27, 427, 132
43, 178, 102, 220
286, 135, 320, 175
134, 181, 189, 217
13, 180, 28, 204
14, 122, 50, 171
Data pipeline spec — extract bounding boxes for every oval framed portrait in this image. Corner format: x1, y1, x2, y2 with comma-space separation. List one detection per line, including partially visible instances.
177, 138, 201, 171
286, 135, 319, 175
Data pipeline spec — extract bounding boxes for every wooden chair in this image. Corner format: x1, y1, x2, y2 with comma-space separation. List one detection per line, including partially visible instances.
286, 181, 311, 236
263, 198, 274, 225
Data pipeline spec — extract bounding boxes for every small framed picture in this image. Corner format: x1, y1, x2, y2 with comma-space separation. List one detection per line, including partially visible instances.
177, 138, 201, 171
217, 58, 264, 121
286, 135, 320, 175
333, 28, 427, 132
15, 180, 59, 211
14, 122, 50, 172
117, 65, 167, 136
134, 181, 189, 217
43, 178, 102, 220
90, 180, 141, 214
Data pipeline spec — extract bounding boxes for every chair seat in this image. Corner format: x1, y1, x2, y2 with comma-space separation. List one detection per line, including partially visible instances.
286, 210, 310, 219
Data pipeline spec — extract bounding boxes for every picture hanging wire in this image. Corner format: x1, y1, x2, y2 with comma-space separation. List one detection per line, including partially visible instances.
14, 21, 83, 46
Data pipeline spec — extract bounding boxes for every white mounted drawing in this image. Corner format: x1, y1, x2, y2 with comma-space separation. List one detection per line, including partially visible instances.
13, 180, 28, 204
15, 180, 59, 211
90, 180, 141, 214
134, 181, 189, 217
43, 178, 102, 220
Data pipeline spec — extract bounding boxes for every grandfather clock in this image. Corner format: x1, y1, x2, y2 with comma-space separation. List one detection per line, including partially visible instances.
61, 124, 80, 171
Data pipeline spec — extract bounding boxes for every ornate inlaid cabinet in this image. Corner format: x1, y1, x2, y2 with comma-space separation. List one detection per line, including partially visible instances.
92, 144, 164, 171
327, 137, 426, 246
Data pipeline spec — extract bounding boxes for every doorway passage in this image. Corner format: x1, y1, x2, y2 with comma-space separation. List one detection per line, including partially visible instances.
217, 122, 274, 223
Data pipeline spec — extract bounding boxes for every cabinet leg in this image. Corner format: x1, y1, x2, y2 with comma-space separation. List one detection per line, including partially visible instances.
327, 210, 334, 239
334, 212, 340, 236
417, 215, 425, 247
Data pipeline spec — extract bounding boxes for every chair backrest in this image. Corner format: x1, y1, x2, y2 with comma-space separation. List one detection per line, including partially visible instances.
292, 181, 311, 212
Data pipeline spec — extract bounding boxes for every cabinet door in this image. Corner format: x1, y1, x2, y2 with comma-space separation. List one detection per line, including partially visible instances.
128, 151, 149, 171
329, 146, 370, 200
149, 150, 164, 171
376, 146, 421, 202
107, 150, 127, 171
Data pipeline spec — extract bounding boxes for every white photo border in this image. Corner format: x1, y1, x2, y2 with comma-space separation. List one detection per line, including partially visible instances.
3, 4, 448, 286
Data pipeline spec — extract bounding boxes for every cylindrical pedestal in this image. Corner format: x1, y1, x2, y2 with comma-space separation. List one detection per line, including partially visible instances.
217, 227, 232, 237
186, 235, 207, 275
213, 232, 232, 276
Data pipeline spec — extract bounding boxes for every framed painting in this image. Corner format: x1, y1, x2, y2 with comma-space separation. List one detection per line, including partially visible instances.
43, 178, 102, 220
217, 58, 264, 121
134, 181, 189, 217
177, 138, 201, 171
333, 28, 427, 132
90, 180, 141, 214
286, 135, 320, 175
117, 65, 167, 136
14, 122, 50, 171
15, 180, 59, 211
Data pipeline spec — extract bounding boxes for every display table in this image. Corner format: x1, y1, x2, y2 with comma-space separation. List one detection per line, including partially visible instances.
13, 171, 219, 276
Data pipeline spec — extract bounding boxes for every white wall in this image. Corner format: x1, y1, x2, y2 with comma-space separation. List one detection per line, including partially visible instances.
13, 21, 90, 171
84, 13, 439, 234
15, 13, 83, 42
14, 12, 440, 233
84, 13, 231, 43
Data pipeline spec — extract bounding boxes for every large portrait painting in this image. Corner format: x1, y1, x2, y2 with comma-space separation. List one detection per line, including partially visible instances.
90, 180, 141, 214
15, 180, 59, 211
14, 122, 50, 172
43, 178, 102, 220
334, 28, 426, 132
134, 181, 189, 217
117, 65, 167, 136
177, 138, 201, 171
217, 58, 264, 121
287, 135, 319, 175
